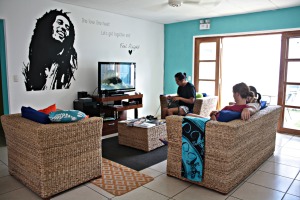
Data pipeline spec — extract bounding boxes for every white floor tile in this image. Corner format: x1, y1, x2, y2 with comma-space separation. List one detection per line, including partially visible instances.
285, 139, 300, 150
0, 132, 298, 200
279, 147, 300, 158
269, 154, 300, 168
287, 180, 300, 197
247, 171, 293, 192
51, 185, 108, 200
291, 135, 300, 142
276, 133, 293, 147
143, 174, 191, 197
85, 182, 114, 199
232, 182, 284, 200
0, 187, 42, 200
0, 162, 9, 178
173, 184, 228, 200
0, 176, 24, 195
112, 186, 168, 200
274, 145, 282, 154
259, 161, 300, 179
283, 194, 300, 200
139, 167, 163, 178
148, 160, 167, 173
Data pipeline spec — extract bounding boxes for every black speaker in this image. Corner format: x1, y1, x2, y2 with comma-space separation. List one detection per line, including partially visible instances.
78, 91, 88, 99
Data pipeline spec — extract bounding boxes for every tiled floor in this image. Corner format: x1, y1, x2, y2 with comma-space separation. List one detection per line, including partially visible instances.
0, 133, 299, 200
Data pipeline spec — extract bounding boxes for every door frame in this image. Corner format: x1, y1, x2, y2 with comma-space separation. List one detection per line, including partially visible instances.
0, 19, 9, 114
277, 30, 300, 135
194, 37, 221, 109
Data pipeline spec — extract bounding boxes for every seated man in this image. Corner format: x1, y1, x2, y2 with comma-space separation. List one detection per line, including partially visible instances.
162, 72, 196, 119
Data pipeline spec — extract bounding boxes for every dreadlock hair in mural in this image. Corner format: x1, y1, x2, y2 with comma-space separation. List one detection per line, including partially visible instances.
23, 9, 78, 91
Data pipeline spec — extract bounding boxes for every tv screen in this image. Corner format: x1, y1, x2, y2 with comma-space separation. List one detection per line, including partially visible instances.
98, 62, 136, 96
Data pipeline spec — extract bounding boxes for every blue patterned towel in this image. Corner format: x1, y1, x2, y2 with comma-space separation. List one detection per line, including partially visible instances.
181, 116, 210, 182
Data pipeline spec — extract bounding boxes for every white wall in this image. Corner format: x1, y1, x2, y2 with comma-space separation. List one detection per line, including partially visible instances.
0, 0, 164, 118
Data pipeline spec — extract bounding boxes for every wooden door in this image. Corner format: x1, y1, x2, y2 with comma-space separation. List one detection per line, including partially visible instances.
277, 31, 300, 135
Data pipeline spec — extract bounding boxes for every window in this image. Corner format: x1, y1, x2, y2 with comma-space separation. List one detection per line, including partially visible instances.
194, 37, 221, 108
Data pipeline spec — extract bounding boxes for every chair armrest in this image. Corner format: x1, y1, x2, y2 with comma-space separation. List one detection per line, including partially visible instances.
160, 95, 169, 109
160, 94, 177, 117
193, 96, 218, 117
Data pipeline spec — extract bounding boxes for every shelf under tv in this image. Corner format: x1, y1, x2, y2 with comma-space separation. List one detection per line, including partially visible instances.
91, 94, 143, 136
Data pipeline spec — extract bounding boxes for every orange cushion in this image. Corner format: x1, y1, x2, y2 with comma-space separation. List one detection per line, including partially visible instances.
38, 104, 56, 114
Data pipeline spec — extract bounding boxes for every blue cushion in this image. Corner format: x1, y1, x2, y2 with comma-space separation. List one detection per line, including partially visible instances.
217, 110, 241, 122
49, 110, 86, 123
21, 106, 51, 124
260, 101, 267, 110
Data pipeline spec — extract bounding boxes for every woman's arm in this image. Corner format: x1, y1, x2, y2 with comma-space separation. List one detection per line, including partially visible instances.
241, 102, 261, 120
241, 106, 257, 120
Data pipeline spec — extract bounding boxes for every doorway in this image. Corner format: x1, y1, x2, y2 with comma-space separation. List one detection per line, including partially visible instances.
194, 31, 300, 135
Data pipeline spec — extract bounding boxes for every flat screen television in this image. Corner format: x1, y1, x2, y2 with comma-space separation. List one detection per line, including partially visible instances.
98, 62, 136, 96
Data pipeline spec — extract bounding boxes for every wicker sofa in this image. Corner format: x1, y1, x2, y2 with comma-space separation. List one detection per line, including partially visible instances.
160, 95, 218, 118
166, 105, 281, 194
1, 114, 103, 199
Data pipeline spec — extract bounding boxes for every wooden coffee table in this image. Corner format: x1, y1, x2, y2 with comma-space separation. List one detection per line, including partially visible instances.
118, 122, 167, 152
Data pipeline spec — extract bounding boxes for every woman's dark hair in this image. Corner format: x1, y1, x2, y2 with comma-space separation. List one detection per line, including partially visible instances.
23, 9, 77, 90
249, 86, 262, 102
233, 82, 251, 99
175, 72, 186, 81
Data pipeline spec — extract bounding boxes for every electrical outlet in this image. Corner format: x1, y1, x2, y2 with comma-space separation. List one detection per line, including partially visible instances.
13, 75, 19, 82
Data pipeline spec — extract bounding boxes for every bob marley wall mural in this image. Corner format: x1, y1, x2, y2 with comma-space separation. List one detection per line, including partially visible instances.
23, 9, 78, 91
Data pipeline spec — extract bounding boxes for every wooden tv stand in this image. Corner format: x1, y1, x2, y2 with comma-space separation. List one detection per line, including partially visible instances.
91, 94, 143, 136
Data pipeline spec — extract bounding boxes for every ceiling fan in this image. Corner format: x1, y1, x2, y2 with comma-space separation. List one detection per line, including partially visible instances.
168, 0, 184, 7
167, 0, 222, 8
146, 0, 222, 12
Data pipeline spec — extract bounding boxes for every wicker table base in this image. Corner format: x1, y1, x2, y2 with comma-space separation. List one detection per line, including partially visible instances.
118, 123, 167, 152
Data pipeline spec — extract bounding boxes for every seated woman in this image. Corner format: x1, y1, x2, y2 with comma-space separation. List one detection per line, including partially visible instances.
188, 82, 256, 121
162, 72, 196, 119
247, 86, 262, 110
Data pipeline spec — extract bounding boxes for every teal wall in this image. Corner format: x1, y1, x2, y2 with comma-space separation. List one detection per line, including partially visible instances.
0, 20, 9, 114
164, 6, 300, 94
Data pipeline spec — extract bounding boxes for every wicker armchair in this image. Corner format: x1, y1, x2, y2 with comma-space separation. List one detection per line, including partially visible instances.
1, 114, 103, 199
160, 95, 218, 118
166, 105, 281, 194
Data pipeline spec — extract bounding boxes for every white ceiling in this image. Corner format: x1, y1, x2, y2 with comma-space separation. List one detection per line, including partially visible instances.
53, 0, 300, 24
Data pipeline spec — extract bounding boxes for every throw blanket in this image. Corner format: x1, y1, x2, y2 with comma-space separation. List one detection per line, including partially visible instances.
181, 116, 209, 182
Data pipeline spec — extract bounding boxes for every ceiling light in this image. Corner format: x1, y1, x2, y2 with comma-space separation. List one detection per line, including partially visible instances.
169, 0, 182, 7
